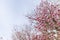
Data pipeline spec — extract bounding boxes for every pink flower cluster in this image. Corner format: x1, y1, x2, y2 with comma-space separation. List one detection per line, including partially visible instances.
28, 0, 60, 40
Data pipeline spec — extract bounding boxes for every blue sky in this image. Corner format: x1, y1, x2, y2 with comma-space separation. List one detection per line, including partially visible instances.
0, 0, 40, 40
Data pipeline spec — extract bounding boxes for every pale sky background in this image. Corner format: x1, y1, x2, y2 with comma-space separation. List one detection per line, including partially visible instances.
0, 0, 40, 40
0, 0, 60, 40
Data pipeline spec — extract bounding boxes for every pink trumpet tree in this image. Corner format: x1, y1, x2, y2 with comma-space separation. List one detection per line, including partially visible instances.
12, 0, 60, 40
28, 0, 60, 40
